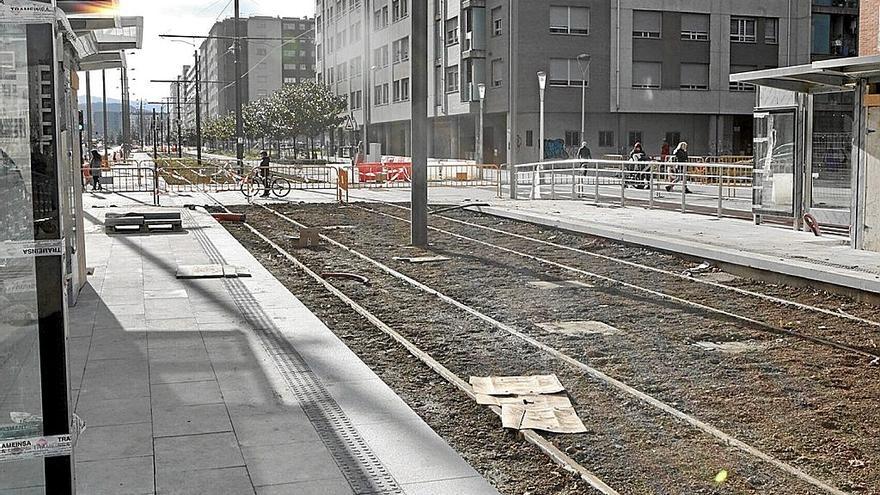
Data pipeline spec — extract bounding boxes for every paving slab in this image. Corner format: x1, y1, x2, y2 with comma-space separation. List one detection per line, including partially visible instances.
76, 456, 155, 495
156, 466, 255, 495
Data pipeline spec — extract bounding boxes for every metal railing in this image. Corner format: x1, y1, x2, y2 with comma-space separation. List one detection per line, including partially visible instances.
511, 158, 754, 219
83, 161, 159, 206
349, 161, 501, 195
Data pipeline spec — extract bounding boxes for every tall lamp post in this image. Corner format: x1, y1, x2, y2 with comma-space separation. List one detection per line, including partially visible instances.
534, 70, 547, 199
476, 82, 486, 166
577, 53, 589, 144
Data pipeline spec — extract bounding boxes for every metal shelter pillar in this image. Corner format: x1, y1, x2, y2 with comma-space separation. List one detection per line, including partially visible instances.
411, 0, 428, 246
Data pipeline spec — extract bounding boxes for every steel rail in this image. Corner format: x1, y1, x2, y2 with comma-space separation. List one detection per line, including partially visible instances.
257, 203, 849, 495
228, 207, 619, 495
348, 203, 880, 361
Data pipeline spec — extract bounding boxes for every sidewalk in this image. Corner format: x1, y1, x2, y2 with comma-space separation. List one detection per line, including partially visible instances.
68, 195, 498, 494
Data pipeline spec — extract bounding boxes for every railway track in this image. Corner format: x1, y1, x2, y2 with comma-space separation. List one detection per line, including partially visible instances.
347, 203, 880, 362
219, 201, 859, 495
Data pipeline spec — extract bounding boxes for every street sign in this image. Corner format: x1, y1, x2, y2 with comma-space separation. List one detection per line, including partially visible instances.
343, 113, 356, 131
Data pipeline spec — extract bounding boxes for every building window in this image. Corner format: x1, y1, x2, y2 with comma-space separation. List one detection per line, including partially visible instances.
765, 18, 778, 44
383, 83, 389, 104
665, 132, 681, 147
680, 63, 709, 90
598, 131, 614, 147
350, 90, 362, 109
491, 58, 504, 87
681, 13, 709, 41
525, 130, 534, 147
445, 65, 459, 93
628, 131, 643, 147
731, 17, 756, 43
392, 0, 408, 22
374, 6, 389, 30
393, 77, 410, 101
393, 36, 410, 63
632, 10, 661, 39
729, 65, 757, 92
564, 131, 580, 147
632, 62, 661, 89
492, 7, 503, 36
446, 17, 459, 45
549, 57, 589, 87
549, 6, 589, 35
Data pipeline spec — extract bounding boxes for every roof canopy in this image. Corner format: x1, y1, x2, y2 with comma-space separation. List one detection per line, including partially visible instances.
730, 55, 880, 94
70, 15, 143, 70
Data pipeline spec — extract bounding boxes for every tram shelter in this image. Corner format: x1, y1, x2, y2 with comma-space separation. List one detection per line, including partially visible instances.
731, 55, 880, 251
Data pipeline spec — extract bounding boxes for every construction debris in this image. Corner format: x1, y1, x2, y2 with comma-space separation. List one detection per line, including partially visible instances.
470, 374, 565, 396
321, 272, 371, 286
287, 228, 321, 248
536, 321, 622, 336
176, 264, 252, 279
392, 255, 450, 264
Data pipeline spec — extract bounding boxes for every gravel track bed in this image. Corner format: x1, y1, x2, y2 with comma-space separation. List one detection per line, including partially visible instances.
219, 205, 849, 494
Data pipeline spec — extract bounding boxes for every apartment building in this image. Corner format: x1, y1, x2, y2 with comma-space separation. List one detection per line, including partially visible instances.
172, 16, 316, 135
317, 1, 856, 161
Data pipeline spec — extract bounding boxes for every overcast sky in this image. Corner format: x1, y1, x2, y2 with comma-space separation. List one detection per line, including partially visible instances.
85, 0, 314, 103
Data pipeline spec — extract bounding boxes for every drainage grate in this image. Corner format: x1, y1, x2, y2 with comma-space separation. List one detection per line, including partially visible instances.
789, 255, 880, 276
183, 211, 403, 495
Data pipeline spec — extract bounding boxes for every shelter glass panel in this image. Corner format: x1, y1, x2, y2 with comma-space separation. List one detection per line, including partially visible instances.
811, 91, 853, 212
754, 110, 796, 216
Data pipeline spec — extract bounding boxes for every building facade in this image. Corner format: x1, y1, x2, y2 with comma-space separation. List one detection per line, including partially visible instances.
172, 16, 316, 136
316, 0, 860, 162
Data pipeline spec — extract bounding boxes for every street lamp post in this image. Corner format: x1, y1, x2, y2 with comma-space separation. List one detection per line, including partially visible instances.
476, 82, 486, 167
577, 53, 589, 145
535, 70, 547, 199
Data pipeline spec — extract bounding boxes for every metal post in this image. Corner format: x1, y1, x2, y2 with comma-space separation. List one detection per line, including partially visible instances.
195, 50, 202, 165
85, 71, 93, 150
577, 53, 588, 145
234, 0, 244, 173
139, 99, 144, 148
477, 84, 485, 166
411, 0, 428, 245
507, 0, 518, 199
535, 71, 546, 200
152, 108, 158, 159
681, 164, 687, 213
176, 77, 182, 158
649, 163, 654, 209
571, 162, 576, 198
620, 162, 625, 206
594, 160, 599, 204
101, 69, 108, 160
121, 67, 130, 158
717, 164, 723, 218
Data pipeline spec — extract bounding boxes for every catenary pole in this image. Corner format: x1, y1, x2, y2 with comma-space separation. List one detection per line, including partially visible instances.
195, 50, 202, 165
410, 0, 428, 245
234, 0, 244, 172
102, 69, 108, 159
176, 76, 183, 158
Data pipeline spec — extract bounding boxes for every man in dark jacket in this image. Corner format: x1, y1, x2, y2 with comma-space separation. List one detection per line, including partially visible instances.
577, 141, 592, 176
259, 151, 271, 197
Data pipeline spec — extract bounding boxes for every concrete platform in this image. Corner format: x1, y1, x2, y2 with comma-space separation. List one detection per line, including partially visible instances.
65, 194, 499, 495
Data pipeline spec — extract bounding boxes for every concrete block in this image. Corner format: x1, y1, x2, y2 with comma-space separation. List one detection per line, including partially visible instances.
76, 455, 154, 495
241, 441, 346, 486
156, 466, 255, 495
154, 432, 245, 473
75, 422, 153, 462
75, 396, 152, 427
151, 380, 224, 408
153, 403, 233, 438
256, 479, 353, 495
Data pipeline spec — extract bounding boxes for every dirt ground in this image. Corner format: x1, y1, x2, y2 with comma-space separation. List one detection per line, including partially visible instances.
219, 202, 879, 495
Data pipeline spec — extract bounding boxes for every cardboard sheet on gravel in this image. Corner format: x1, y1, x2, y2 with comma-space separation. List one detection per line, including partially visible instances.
470, 374, 587, 434
176, 264, 252, 279
501, 404, 588, 434
470, 374, 565, 395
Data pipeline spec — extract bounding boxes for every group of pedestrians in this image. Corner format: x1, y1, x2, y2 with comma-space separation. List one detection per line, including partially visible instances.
627, 140, 692, 194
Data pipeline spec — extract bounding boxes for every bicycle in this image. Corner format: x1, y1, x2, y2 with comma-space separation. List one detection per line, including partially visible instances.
239, 169, 292, 198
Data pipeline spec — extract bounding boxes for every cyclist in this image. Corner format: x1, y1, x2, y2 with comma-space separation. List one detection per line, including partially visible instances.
259, 150, 271, 197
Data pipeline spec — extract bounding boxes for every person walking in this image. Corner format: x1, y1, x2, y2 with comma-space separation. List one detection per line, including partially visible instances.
629, 142, 647, 161
665, 141, 692, 193
89, 149, 103, 191
660, 139, 671, 162
577, 141, 592, 176
259, 150, 271, 197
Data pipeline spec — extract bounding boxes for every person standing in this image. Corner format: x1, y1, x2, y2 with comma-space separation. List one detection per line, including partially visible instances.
259, 150, 271, 197
577, 141, 592, 176
89, 150, 103, 191
665, 141, 692, 194
660, 139, 671, 162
